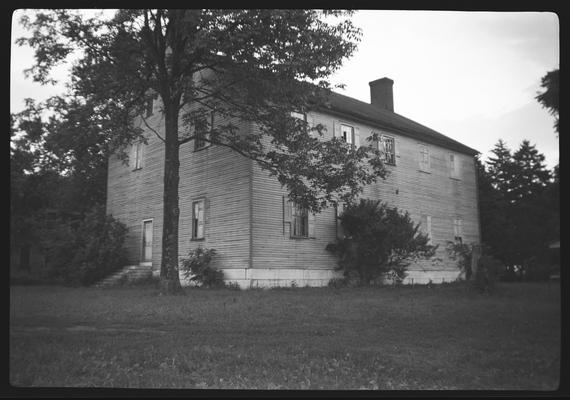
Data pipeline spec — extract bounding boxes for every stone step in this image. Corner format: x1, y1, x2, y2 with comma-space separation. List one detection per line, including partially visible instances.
93, 265, 153, 288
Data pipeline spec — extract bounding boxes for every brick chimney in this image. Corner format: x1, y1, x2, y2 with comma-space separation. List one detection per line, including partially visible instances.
369, 77, 394, 112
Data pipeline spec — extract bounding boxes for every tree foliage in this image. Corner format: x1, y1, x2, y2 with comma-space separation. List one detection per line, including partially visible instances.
536, 68, 559, 134
17, 9, 387, 293
326, 199, 436, 285
40, 205, 129, 286
477, 140, 557, 279
180, 247, 224, 288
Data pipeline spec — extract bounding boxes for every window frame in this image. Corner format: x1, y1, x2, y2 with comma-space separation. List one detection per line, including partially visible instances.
419, 143, 431, 172
379, 134, 396, 165
145, 98, 154, 118
291, 203, 309, 238
194, 111, 214, 152
133, 141, 143, 171
340, 123, 355, 145
191, 199, 206, 240
141, 218, 154, 263
449, 153, 460, 179
284, 197, 315, 239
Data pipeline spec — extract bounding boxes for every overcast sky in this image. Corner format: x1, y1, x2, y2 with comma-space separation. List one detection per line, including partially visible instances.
11, 10, 560, 169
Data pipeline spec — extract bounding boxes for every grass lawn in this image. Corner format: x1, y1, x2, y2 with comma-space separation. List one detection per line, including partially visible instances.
9, 282, 560, 390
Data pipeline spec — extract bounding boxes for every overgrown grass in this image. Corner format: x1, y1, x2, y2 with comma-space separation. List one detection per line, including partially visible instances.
9, 282, 560, 390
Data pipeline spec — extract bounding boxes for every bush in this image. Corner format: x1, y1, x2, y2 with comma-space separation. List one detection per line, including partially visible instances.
42, 205, 128, 286
180, 247, 224, 288
446, 241, 474, 280
326, 199, 437, 285
328, 277, 349, 288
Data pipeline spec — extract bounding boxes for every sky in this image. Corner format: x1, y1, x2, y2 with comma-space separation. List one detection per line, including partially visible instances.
10, 10, 560, 169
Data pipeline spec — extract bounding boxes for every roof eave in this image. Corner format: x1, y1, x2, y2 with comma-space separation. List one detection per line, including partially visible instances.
316, 104, 479, 156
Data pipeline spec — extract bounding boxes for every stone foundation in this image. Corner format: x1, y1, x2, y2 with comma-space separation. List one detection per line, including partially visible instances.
174, 267, 464, 289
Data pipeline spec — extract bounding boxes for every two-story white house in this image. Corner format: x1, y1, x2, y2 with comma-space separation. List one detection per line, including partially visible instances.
106, 77, 481, 288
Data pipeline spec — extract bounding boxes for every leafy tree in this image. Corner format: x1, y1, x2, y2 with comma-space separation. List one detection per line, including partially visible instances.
326, 199, 436, 285
536, 68, 559, 135
18, 9, 387, 293
41, 205, 129, 286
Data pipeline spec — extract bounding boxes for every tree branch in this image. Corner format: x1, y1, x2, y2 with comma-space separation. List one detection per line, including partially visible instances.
141, 115, 165, 143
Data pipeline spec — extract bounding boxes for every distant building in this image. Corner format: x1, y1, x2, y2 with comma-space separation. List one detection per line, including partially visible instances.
106, 77, 481, 288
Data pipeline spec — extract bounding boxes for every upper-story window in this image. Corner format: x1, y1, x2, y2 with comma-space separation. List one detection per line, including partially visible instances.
449, 153, 460, 179
291, 111, 306, 121
145, 98, 154, 118
378, 135, 396, 165
333, 121, 360, 147
132, 141, 143, 170
291, 111, 309, 135
419, 143, 430, 172
341, 124, 355, 145
195, 111, 214, 151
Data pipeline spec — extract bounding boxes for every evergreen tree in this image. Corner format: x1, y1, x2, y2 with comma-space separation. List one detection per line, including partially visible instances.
475, 156, 512, 266
486, 139, 514, 200
509, 141, 552, 269
510, 140, 551, 204
481, 140, 556, 279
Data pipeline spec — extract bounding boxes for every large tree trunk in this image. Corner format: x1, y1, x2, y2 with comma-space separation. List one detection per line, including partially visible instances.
160, 104, 183, 294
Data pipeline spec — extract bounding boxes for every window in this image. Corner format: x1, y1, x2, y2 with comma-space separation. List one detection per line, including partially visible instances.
419, 144, 430, 172
142, 219, 153, 262
449, 153, 460, 179
453, 218, 463, 244
334, 121, 360, 147
195, 111, 214, 151
145, 98, 154, 118
378, 135, 396, 165
422, 214, 432, 244
292, 203, 309, 238
132, 141, 143, 170
283, 197, 316, 238
341, 124, 354, 145
192, 200, 205, 239
291, 111, 306, 121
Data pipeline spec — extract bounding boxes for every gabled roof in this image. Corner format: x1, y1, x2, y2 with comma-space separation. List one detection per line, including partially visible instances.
319, 91, 479, 156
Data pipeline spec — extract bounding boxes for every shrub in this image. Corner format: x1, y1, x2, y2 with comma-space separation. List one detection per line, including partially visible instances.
328, 277, 349, 288
326, 199, 437, 285
42, 205, 128, 286
446, 241, 474, 280
180, 247, 224, 288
